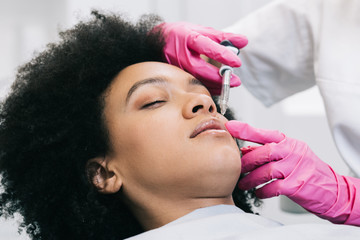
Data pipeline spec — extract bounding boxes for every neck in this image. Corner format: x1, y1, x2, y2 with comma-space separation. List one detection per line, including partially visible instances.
129, 196, 235, 230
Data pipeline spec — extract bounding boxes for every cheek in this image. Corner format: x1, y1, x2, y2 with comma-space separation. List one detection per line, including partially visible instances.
117, 119, 191, 192
113, 115, 182, 167
136, 116, 181, 147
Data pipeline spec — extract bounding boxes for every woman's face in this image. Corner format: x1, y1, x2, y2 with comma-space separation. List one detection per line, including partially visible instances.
103, 62, 241, 206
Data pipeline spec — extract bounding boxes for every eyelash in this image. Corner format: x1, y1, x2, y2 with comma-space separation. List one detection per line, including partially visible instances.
141, 100, 166, 109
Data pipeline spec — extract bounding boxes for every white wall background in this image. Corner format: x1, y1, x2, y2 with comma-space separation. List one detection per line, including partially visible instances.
0, 0, 351, 239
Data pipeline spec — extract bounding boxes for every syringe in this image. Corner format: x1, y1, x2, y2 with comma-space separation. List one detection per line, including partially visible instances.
219, 40, 240, 115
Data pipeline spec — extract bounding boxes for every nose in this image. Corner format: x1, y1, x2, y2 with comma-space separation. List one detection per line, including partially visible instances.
182, 93, 216, 119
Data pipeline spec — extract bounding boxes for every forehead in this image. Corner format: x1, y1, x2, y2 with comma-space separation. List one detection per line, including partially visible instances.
113, 61, 192, 90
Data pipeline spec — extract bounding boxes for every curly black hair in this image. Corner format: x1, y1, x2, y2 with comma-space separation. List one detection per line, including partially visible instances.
0, 11, 259, 240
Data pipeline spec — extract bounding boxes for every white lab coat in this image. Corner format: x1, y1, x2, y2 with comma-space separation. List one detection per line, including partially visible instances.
126, 205, 360, 239
224, 0, 360, 177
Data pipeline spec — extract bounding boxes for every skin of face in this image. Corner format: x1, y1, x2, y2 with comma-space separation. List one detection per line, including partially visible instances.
100, 62, 241, 229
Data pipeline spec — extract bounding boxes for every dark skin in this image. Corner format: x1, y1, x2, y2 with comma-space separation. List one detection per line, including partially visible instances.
88, 62, 241, 230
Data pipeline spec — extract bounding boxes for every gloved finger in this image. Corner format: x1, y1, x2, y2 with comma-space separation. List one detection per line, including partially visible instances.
240, 145, 260, 155
190, 60, 223, 83
211, 32, 249, 49
240, 144, 276, 173
225, 121, 285, 144
238, 161, 285, 190
188, 34, 242, 67
241, 141, 293, 173
205, 73, 241, 95
195, 27, 249, 49
188, 57, 241, 87
254, 180, 286, 198
225, 34, 249, 49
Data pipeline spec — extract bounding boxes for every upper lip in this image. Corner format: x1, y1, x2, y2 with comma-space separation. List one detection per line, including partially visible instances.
190, 119, 226, 138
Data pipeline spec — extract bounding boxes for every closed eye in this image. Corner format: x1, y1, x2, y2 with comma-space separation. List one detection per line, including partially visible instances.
141, 100, 166, 109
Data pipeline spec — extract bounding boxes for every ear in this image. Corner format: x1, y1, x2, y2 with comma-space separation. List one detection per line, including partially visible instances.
86, 157, 122, 194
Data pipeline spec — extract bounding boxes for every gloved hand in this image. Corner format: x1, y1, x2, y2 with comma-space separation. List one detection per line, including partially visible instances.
226, 120, 360, 226
155, 22, 248, 94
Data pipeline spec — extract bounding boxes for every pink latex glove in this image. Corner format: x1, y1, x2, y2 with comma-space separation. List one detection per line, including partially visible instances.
156, 22, 248, 94
226, 120, 360, 226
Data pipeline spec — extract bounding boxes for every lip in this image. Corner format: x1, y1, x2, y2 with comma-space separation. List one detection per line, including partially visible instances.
190, 119, 227, 138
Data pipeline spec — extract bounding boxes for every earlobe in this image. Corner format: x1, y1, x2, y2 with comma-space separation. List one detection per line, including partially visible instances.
86, 157, 122, 194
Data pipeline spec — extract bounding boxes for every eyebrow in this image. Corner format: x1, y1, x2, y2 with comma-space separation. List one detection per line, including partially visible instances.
125, 77, 204, 103
189, 78, 204, 87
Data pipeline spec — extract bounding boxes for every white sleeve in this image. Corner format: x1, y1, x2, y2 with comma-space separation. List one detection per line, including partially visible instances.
224, 0, 321, 106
